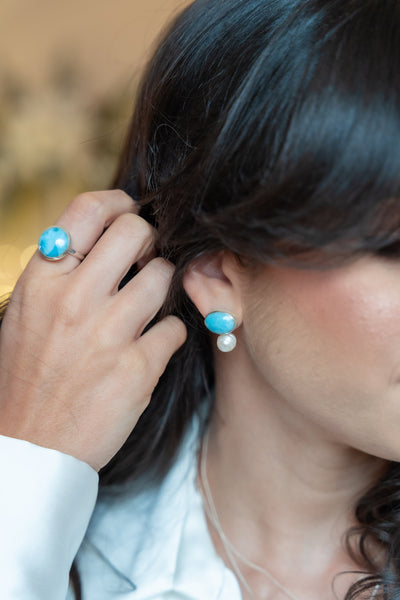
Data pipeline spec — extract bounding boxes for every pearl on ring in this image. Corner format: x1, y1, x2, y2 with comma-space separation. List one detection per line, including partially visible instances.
38, 226, 84, 261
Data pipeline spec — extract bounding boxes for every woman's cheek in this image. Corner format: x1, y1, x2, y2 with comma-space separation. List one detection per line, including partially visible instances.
239, 259, 400, 459
243, 259, 400, 396
296, 272, 400, 386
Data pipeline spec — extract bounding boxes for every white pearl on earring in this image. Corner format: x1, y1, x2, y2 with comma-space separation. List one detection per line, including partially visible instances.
217, 333, 237, 353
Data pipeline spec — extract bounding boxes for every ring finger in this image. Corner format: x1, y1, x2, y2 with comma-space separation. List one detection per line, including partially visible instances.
30, 190, 138, 274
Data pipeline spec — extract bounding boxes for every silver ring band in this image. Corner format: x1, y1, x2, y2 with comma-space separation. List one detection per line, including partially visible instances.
66, 247, 85, 261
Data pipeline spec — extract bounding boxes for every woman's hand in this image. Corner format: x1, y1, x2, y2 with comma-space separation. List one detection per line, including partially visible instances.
0, 190, 187, 471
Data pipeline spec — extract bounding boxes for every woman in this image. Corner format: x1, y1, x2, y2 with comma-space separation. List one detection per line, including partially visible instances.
0, 0, 398, 598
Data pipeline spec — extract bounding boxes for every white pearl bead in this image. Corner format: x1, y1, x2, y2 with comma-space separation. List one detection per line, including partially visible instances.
217, 333, 237, 352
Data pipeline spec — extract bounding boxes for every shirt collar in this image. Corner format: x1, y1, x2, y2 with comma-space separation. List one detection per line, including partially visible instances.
82, 418, 241, 599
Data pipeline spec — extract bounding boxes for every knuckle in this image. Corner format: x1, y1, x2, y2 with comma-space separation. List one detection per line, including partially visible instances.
110, 189, 136, 207
147, 257, 175, 281
14, 270, 41, 301
113, 213, 155, 243
135, 259, 174, 298
166, 316, 187, 342
69, 192, 104, 220
134, 274, 158, 299
53, 292, 83, 327
122, 349, 150, 379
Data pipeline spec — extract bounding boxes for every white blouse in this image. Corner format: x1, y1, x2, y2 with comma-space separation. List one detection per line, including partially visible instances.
0, 421, 381, 600
0, 420, 242, 599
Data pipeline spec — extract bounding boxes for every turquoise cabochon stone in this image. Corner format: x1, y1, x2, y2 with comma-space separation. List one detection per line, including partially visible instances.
204, 312, 236, 334
38, 227, 70, 259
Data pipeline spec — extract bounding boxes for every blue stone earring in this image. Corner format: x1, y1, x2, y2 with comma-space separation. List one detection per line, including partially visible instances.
204, 311, 238, 352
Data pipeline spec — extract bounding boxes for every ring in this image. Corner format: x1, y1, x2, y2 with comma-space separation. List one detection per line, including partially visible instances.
38, 226, 85, 262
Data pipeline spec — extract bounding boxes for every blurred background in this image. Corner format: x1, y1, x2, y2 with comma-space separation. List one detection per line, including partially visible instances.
0, 0, 189, 297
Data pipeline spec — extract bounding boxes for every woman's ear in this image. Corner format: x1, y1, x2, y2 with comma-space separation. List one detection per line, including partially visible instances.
182, 251, 243, 324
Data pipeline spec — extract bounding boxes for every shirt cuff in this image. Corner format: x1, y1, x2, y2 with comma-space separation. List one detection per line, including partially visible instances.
0, 435, 99, 600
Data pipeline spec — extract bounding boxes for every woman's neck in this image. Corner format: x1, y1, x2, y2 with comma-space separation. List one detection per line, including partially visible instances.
201, 347, 388, 598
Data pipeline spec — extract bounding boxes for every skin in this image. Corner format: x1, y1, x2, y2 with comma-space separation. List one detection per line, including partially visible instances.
184, 251, 398, 599
0, 190, 187, 471
0, 191, 395, 598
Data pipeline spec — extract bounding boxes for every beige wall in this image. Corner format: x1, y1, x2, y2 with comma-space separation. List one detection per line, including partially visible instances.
0, 0, 190, 295
0, 0, 189, 99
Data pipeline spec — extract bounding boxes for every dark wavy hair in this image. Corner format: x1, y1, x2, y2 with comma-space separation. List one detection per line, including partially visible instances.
5, 0, 400, 597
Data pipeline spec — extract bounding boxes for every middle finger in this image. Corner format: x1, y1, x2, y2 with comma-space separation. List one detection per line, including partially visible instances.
72, 212, 156, 296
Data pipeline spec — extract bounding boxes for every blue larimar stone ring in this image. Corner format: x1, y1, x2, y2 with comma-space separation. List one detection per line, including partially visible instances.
38, 226, 85, 262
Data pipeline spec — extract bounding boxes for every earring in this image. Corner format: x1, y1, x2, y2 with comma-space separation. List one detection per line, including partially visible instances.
204, 311, 238, 353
